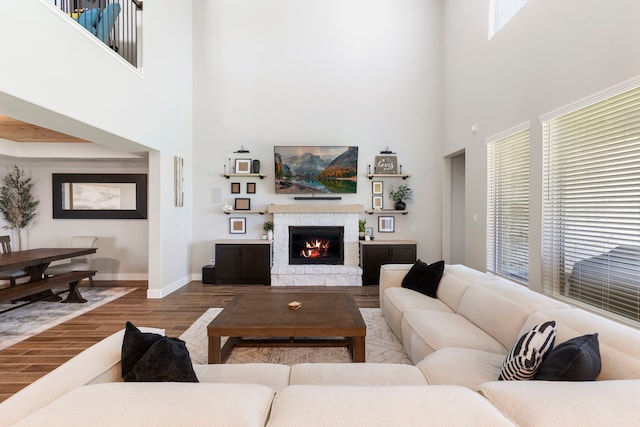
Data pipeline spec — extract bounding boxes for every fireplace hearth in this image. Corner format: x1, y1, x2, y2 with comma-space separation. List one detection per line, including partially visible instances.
289, 226, 344, 265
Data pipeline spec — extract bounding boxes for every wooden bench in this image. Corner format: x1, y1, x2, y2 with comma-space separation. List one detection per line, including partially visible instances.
0, 270, 97, 312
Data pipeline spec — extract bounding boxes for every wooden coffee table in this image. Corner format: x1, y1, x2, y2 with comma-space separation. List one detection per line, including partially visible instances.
207, 291, 366, 363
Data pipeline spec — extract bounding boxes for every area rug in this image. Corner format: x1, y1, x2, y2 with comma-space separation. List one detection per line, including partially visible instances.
0, 287, 135, 351
180, 308, 412, 365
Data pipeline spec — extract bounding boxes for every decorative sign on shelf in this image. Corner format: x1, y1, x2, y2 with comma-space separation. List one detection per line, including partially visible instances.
374, 155, 398, 174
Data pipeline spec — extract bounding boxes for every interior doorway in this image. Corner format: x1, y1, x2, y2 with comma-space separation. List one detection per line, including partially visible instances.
449, 151, 465, 264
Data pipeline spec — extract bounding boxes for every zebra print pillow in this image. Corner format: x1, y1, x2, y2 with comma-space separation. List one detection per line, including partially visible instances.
499, 320, 556, 381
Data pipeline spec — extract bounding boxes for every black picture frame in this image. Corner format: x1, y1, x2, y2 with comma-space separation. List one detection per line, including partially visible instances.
246, 182, 256, 194
231, 182, 241, 194
229, 217, 246, 234
52, 173, 147, 219
234, 198, 251, 210
372, 196, 383, 210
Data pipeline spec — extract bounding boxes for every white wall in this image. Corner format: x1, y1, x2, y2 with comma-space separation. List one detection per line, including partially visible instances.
0, 0, 194, 296
0, 160, 149, 280
442, 0, 640, 290
191, 0, 444, 271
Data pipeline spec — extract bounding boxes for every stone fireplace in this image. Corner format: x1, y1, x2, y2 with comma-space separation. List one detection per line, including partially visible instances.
268, 204, 363, 286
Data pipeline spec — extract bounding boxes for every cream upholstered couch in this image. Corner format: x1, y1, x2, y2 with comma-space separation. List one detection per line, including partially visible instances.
380, 263, 640, 425
0, 327, 513, 427
3, 263, 640, 426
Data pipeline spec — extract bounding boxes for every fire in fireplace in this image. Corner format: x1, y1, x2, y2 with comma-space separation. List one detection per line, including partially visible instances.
289, 226, 344, 265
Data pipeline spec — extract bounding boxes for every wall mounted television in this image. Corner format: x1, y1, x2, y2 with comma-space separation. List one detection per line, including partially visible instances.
274, 146, 358, 194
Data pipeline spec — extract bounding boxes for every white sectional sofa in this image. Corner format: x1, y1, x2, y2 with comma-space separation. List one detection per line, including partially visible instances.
0, 326, 512, 427
380, 263, 640, 424
2, 263, 640, 426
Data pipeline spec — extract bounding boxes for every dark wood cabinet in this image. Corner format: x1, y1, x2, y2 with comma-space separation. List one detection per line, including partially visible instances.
360, 241, 417, 285
214, 242, 271, 285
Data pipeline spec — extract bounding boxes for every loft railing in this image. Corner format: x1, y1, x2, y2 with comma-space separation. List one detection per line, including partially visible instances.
53, 0, 143, 68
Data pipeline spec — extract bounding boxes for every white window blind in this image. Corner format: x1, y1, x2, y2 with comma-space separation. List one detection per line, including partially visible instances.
487, 127, 530, 283
489, 0, 529, 39
542, 86, 640, 322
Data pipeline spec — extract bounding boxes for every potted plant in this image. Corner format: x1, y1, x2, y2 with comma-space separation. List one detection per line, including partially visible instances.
358, 219, 367, 240
389, 183, 413, 210
263, 221, 274, 241
0, 165, 39, 250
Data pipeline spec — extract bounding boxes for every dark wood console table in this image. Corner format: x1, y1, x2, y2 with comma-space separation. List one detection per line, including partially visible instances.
359, 240, 417, 285
214, 240, 271, 285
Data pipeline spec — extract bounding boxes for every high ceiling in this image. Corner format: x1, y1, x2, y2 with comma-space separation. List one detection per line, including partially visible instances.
0, 116, 88, 143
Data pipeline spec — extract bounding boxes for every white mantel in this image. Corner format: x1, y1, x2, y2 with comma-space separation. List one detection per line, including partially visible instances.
269, 204, 364, 286
267, 204, 364, 214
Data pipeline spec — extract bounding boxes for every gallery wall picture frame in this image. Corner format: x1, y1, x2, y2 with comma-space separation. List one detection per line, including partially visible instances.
374, 155, 398, 174
231, 182, 241, 194
372, 196, 383, 210
378, 216, 395, 233
246, 182, 256, 194
229, 217, 246, 234
234, 198, 251, 210
235, 158, 252, 174
372, 181, 383, 194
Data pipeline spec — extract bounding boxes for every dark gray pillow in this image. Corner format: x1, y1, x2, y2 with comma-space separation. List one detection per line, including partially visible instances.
121, 321, 198, 382
401, 260, 445, 298
535, 333, 601, 381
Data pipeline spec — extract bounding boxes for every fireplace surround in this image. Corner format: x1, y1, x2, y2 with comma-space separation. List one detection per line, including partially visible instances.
268, 204, 363, 286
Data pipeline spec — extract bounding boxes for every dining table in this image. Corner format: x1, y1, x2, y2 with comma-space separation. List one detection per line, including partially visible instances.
0, 247, 97, 279
0, 247, 97, 309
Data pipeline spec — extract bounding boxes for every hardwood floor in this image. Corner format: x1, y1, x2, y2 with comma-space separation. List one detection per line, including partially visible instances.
0, 281, 379, 403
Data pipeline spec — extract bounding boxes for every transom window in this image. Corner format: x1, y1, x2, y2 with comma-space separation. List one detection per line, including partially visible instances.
489, 0, 530, 39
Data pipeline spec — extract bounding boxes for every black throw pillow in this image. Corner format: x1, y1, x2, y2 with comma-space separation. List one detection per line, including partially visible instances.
121, 321, 198, 382
534, 333, 601, 381
401, 259, 445, 298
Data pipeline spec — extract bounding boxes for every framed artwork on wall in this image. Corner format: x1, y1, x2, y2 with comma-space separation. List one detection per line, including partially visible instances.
235, 158, 252, 174
174, 156, 184, 207
231, 182, 241, 194
229, 217, 246, 234
372, 196, 383, 210
234, 198, 251, 210
246, 182, 256, 194
372, 181, 383, 194
274, 146, 358, 194
374, 155, 398, 174
378, 216, 395, 233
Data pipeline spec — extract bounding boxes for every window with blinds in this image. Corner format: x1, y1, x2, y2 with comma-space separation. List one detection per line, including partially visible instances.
542, 85, 640, 322
487, 127, 530, 283
489, 0, 529, 39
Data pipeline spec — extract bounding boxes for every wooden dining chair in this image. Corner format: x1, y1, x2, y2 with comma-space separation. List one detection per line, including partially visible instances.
0, 235, 30, 286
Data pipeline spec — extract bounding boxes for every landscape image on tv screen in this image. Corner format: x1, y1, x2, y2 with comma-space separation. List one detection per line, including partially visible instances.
274, 146, 359, 194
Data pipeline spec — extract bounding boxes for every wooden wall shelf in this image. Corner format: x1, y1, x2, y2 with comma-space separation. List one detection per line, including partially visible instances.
367, 173, 411, 180
223, 173, 266, 179
365, 210, 409, 215
223, 210, 266, 215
